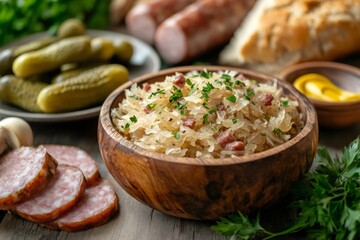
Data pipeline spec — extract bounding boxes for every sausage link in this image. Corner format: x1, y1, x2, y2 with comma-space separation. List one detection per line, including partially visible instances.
155, 0, 256, 64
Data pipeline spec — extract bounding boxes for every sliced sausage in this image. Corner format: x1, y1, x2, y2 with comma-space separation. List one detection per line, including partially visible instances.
14, 165, 86, 223
143, 82, 151, 92
183, 118, 196, 129
218, 131, 235, 148
261, 93, 274, 106
172, 74, 185, 87
154, 0, 256, 64
224, 141, 245, 151
0, 146, 57, 210
126, 0, 196, 44
44, 145, 100, 185
43, 179, 118, 232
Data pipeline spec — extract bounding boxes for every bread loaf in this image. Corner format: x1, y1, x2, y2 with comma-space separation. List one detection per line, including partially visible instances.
219, 0, 360, 74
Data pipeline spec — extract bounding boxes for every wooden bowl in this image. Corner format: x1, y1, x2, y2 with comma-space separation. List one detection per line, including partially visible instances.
98, 66, 318, 220
279, 61, 360, 128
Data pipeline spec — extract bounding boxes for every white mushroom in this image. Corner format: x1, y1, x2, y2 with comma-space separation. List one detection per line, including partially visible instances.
0, 117, 33, 155
0, 127, 20, 155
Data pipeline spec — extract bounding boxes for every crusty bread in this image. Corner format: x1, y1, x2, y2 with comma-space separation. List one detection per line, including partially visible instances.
219, 0, 360, 74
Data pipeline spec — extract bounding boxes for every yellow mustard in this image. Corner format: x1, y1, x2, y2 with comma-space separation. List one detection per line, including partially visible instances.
293, 73, 360, 102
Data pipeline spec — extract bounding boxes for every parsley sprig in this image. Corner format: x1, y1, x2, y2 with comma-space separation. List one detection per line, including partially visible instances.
169, 86, 183, 105
211, 136, 360, 240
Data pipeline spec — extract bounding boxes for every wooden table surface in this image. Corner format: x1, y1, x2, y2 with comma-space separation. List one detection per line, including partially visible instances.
0, 109, 358, 240
1, 40, 360, 240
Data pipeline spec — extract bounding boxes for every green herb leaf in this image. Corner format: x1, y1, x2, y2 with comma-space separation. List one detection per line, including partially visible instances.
200, 70, 212, 79
280, 100, 289, 107
221, 74, 231, 82
149, 89, 165, 99
211, 136, 360, 240
201, 82, 215, 103
147, 103, 157, 110
244, 88, 254, 100
124, 123, 130, 129
172, 131, 180, 140
235, 80, 246, 87
186, 78, 194, 87
211, 212, 266, 240
0, 0, 111, 46
226, 95, 237, 103
130, 115, 137, 123
203, 114, 209, 124
273, 128, 283, 135
169, 86, 183, 104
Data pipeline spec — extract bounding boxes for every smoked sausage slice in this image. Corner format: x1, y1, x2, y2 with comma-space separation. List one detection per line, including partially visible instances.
0, 146, 57, 210
44, 144, 100, 185
14, 165, 86, 223
126, 0, 196, 44
43, 179, 118, 232
154, 0, 256, 64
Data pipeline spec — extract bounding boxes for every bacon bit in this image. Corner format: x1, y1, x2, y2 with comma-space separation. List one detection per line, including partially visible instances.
225, 141, 245, 151
261, 93, 274, 106
143, 106, 151, 114
217, 102, 225, 112
235, 74, 246, 80
218, 131, 235, 147
172, 74, 185, 87
183, 118, 196, 129
143, 83, 151, 92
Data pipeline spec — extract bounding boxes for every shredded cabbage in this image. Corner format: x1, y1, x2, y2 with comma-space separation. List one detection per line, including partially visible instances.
112, 70, 303, 158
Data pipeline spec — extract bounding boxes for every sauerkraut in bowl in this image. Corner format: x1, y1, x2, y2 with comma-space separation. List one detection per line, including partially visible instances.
111, 69, 303, 158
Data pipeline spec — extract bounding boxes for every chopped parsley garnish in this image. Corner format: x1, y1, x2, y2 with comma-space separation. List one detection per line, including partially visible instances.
148, 89, 165, 99
280, 100, 289, 107
215, 79, 223, 85
200, 70, 212, 79
186, 78, 194, 87
273, 128, 283, 135
221, 74, 232, 82
172, 131, 180, 140
175, 101, 188, 115
147, 103, 157, 109
124, 123, 130, 129
201, 82, 215, 101
169, 86, 183, 104
232, 118, 238, 124
226, 95, 237, 103
235, 80, 246, 87
203, 114, 209, 124
244, 88, 254, 100
130, 115, 137, 123
225, 86, 232, 91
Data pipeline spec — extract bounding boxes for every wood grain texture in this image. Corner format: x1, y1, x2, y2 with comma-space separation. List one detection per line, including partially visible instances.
98, 66, 319, 220
0, 117, 358, 240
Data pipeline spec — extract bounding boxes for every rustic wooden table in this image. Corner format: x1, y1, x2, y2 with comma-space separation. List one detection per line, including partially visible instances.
0, 108, 359, 240
1, 40, 360, 240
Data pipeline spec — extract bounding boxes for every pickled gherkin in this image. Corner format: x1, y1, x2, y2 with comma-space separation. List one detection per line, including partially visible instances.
13, 36, 92, 78
37, 64, 128, 113
0, 75, 48, 112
